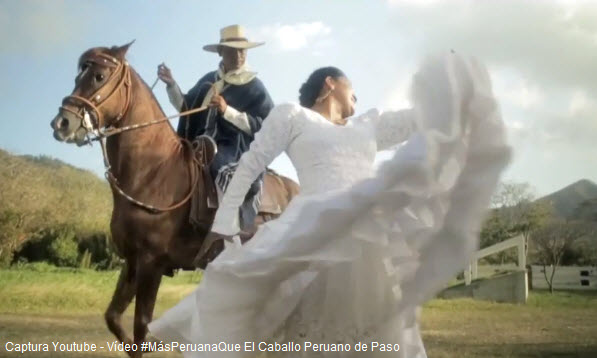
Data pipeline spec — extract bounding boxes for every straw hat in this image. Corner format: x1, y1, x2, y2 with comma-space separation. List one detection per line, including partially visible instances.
203, 25, 264, 53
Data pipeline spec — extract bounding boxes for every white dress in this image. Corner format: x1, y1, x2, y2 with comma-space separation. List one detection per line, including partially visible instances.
148, 53, 511, 358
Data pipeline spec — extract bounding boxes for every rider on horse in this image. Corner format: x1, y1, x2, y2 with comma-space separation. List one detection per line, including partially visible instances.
157, 25, 274, 232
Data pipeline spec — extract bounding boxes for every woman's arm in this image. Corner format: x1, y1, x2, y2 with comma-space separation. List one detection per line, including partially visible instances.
210, 103, 299, 235
371, 109, 416, 151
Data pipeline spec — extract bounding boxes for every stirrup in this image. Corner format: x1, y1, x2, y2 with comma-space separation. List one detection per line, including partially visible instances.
192, 135, 217, 166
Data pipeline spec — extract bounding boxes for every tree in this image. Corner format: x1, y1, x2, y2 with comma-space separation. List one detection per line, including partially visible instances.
565, 199, 597, 265
512, 200, 554, 243
480, 211, 513, 264
482, 181, 552, 263
0, 210, 27, 267
491, 181, 535, 210
530, 219, 594, 293
569, 236, 597, 266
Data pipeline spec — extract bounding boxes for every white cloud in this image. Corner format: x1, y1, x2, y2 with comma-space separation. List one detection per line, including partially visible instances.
497, 78, 544, 110
256, 22, 332, 52
388, 1, 597, 94
508, 121, 526, 131
527, 90, 597, 149
568, 90, 595, 116
510, 85, 543, 110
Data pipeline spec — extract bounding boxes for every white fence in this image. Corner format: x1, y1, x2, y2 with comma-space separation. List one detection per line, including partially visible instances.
462, 234, 597, 293
464, 235, 526, 285
531, 265, 597, 290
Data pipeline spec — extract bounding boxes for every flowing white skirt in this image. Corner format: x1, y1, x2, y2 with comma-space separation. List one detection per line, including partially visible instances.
148, 53, 512, 357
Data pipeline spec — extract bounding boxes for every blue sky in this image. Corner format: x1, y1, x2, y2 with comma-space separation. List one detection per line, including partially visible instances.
1, 0, 596, 196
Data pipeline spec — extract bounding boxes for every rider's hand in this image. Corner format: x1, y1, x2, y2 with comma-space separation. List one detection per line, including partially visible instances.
209, 94, 228, 114
157, 63, 175, 87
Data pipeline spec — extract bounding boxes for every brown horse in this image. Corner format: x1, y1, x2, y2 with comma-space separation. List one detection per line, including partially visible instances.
50, 43, 298, 357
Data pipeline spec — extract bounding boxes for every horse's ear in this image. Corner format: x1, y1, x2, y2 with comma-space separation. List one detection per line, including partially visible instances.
111, 40, 135, 61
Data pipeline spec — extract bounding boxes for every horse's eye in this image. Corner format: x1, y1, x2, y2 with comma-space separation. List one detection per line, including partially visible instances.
95, 73, 105, 82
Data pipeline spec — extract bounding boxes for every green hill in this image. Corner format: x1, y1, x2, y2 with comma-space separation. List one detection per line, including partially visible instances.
0, 149, 112, 266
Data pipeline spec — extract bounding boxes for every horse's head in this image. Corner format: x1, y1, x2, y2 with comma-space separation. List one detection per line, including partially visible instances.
51, 42, 134, 146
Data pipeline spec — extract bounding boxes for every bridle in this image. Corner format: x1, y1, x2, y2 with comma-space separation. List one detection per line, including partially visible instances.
59, 52, 209, 213
61, 52, 132, 140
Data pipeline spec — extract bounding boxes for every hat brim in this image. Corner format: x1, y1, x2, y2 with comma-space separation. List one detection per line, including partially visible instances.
203, 41, 265, 53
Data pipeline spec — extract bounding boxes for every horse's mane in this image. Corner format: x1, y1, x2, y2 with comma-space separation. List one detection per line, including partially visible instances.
130, 67, 166, 115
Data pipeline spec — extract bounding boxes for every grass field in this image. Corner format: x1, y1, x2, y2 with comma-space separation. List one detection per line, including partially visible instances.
1, 264, 596, 358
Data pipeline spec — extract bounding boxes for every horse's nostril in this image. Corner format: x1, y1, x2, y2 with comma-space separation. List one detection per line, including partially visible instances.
59, 117, 69, 129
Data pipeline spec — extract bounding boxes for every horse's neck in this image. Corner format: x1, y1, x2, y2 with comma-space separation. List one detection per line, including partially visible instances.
114, 71, 178, 146
106, 71, 187, 191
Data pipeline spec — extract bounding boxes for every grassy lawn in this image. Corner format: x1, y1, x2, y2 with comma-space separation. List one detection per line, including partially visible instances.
1, 264, 596, 357
0, 263, 202, 315
421, 292, 597, 358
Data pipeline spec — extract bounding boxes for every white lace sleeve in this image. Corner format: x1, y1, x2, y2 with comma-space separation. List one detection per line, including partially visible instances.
210, 103, 299, 235
366, 109, 416, 151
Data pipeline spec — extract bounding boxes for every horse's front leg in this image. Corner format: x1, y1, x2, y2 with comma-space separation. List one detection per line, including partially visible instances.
131, 254, 163, 358
105, 259, 136, 347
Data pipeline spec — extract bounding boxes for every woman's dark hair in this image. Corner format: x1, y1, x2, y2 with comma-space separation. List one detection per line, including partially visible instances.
299, 66, 346, 108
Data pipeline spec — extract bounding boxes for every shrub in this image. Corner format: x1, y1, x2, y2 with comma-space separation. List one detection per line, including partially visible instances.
0, 210, 26, 268
49, 229, 79, 267
77, 234, 122, 270
79, 249, 93, 269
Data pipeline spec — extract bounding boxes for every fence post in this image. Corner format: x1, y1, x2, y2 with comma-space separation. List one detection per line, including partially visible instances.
465, 263, 472, 286
518, 237, 526, 270
472, 259, 478, 280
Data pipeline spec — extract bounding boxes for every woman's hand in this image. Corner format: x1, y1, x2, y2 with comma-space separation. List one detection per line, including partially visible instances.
193, 231, 234, 267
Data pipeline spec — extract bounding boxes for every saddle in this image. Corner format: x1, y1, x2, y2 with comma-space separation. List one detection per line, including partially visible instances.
188, 136, 299, 230
188, 136, 218, 229
260, 168, 292, 214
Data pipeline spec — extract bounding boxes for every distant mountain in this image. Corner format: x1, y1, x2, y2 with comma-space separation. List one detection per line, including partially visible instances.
573, 197, 597, 222
536, 179, 597, 219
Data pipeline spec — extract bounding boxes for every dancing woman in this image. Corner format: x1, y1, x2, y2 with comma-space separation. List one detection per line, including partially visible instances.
149, 52, 511, 357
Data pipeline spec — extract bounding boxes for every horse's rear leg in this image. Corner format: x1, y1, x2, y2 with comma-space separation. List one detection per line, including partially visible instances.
132, 256, 163, 357
105, 261, 136, 346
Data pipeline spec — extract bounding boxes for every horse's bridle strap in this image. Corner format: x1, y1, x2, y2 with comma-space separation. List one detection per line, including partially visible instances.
60, 54, 131, 130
